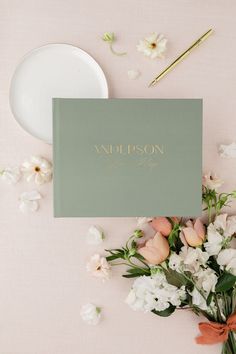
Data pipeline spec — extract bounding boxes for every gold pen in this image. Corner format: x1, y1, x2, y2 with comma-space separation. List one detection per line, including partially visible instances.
149, 29, 213, 87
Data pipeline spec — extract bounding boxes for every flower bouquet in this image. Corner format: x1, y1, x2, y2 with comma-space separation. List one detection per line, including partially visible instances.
105, 175, 236, 354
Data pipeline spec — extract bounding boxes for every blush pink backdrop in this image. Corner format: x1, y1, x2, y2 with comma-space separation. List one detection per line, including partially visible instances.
1, 1, 236, 353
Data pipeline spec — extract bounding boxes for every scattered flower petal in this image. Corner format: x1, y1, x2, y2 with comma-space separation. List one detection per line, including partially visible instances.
87, 225, 105, 245
219, 142, 236, 158
0, 166, 21, 184
19, 190, 42, 213
80, 303, 101, 325
86, 254, 111, 281
127, 69, 141, 80
21, 156, 52, 185
137, 33, 167, 59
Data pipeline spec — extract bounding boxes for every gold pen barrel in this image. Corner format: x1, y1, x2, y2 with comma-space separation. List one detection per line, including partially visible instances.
149, 29, 213, 87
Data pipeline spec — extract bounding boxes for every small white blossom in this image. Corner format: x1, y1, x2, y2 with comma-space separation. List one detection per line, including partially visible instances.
86, 226, 104, 245
204, 214, 236, 256
217, 249, 236, 276
21, 156, 52, 185
80, 303, 101, 325
125, 273, 186, 313
19, 190, 42, 213
219, 142, 236, 158
127, 69, 141, 80
137, 33, 167, 59
180, 247, 209, 273
1, 167, 21, 184
86, 254, 111, 281
194, 268, 217, 294
191, 287, 207, 311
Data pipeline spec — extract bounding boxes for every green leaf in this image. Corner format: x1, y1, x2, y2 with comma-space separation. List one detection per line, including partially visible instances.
152, 304, 176, 317
215, 272, 236, 292
164, 269, 188, 288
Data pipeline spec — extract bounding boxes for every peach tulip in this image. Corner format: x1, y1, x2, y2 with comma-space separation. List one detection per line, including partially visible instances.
181, 218, 206, 247
138, 232, 170, 265
151, 217, 172, 237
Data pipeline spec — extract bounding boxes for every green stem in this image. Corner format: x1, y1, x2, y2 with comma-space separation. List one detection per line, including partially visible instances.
109, 43, 126, 56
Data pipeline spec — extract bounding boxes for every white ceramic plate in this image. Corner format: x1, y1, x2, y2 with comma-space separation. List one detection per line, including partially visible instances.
9, 44, 109, 143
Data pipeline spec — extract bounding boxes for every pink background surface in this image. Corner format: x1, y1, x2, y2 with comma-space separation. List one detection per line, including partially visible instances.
1, 1, 236, 353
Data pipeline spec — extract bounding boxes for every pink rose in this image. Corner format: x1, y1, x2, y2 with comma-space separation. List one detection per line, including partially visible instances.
181, 218, 206, 247
151, 217, 172, 237
138, 232, 170, 265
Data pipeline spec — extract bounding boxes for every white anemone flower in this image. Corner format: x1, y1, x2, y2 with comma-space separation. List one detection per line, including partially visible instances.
86, 254, 111, 281
202, 172, 224, 190
21, 156, 52, 185
137, 33, 167, 59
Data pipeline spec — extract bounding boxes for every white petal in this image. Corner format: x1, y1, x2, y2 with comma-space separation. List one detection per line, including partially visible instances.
219, 142, 236, 158
1, 167, 21, 184
86, 225, 104, 245
20, 190, 42, 201
127, 70, 141, 80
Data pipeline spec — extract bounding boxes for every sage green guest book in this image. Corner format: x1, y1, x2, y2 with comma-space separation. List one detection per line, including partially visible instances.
53, 99, 202, 217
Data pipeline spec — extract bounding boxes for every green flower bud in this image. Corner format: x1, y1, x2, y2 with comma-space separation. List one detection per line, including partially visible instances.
133, 229, 144, 238
102, 32, 114, 43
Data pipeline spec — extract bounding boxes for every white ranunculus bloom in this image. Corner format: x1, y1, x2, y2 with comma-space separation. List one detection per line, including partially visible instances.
195, 268, 218, 294
204, 214, 236, 256
217, 249, 236, 276
125, 273, 186, 313
137, 33, 167, 59
86, 254, 111, 281
1, 167, 21, 184
80, 303, 101, 325
191, 287, 207, 311
21, 156, 52, 185
219, 142, 236, 158
86, 226, 104, 245
19, 190, 42, 213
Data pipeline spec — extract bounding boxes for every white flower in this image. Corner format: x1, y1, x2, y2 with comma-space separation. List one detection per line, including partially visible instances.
194, 268, 218, 294
80, 303, 101, 325
1, 167, 21, 184
219, 142, 236, 158
127, 69, 141, 80
204, 214, 236, 256
19, 190, 42, 213
21, 156, 52, 185
86, 226, 104, 245
169, 253, 183, 273
217, 249, 236, 276
86, 254, 111, 281
202, 172, 224, 190
191, 287, 207, 311
137, 33, 167, 59
136, 217, 153, 228
125, 273, 186, 313
180, 247, 209, 273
